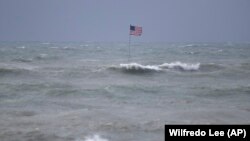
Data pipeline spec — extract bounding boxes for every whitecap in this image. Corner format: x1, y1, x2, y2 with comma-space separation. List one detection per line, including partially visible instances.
120, 63, 162, 72
50, 46, 59, 49
158, 61, 200, 71
17, 46, 26, 49
83, 135, 109, 141
109, 62, 200, 73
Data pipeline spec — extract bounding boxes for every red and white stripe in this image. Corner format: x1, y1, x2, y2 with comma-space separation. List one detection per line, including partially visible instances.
130, 26, 142, 36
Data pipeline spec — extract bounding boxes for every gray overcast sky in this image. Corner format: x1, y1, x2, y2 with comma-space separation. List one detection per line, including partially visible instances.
0, 0, 249, 42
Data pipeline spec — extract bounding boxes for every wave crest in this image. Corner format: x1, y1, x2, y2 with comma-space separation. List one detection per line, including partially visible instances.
83, 135, 109, 141
110, 62, 200, 73
120, 63, 162, 72
159, 62, 200, 71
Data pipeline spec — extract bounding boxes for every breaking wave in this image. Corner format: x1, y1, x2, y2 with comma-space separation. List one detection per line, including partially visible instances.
158, 62, 200, 71
82, 135, 109, 141
120, 63, 162, 72
109, 62, 200, 73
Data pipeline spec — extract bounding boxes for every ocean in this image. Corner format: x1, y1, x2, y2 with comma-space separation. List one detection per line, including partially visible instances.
0, 42, 250, 141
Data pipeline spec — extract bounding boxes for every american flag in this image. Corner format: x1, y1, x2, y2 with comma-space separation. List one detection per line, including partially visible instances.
130, 25, 142, 36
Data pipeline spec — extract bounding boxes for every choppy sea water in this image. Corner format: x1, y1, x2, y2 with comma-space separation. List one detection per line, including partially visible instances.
0, 42, 250, 141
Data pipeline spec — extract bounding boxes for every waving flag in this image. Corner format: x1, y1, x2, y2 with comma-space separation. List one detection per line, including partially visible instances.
130, 25, 142, 36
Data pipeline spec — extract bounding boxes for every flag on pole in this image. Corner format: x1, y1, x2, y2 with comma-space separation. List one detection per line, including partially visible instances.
130, 25, 142, 36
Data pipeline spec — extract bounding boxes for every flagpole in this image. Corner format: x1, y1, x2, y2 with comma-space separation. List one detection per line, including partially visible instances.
128, 32, 131, 62
128, 24, 142, 62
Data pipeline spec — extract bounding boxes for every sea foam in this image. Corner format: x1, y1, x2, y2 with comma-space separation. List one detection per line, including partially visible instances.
83, 135, 109, 141
120, 63, 162, 72
117, 61, 200, 73
158, 61, 200, 71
